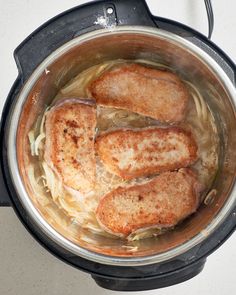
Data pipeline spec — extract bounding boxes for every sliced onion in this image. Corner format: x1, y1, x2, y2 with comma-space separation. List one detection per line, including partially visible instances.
28, 131, 35, 156
34, 133, 45, 156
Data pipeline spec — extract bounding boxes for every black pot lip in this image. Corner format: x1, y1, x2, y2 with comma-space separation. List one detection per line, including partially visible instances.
0, 17, 236, 275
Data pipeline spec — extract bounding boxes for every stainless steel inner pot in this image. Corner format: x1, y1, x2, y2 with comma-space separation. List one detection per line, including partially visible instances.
7, 26, 236, 266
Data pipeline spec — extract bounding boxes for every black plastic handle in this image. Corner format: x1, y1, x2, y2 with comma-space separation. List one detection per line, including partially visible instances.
0, 165, 11, 207
14, 0, 156, 83
92, 258, 206, 291
0, 116, 11, 206
0, 78, 22, 207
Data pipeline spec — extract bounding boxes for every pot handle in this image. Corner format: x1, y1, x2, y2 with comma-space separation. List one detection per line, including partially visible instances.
91, 258, 206, 291
0, 130, 11, 206
0, 79, 20, 207
0, 93, 11, 207
14, 0, 156, 83
0, 166, 11, 207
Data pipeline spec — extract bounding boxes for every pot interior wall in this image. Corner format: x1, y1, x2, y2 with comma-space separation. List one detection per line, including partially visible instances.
16, 30, 236, 257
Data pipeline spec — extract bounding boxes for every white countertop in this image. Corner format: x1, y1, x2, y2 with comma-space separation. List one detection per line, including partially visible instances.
0, 1, 235, 294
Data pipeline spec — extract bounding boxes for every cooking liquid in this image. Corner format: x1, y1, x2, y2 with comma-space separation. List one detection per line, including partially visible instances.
29, 60, 219, 243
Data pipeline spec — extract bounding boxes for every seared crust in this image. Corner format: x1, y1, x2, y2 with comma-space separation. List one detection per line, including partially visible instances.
89, 63, 189, 122
96, 127, 198, 180
44, 99, 96, 193
96, 168, 202, 236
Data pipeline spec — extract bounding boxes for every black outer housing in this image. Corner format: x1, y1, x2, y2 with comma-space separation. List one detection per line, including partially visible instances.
0, 0, 236, 291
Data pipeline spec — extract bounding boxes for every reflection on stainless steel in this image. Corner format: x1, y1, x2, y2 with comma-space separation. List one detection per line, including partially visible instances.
7, 27, 236, 266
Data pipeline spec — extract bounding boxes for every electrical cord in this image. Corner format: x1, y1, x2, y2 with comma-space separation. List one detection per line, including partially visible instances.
204, 0, 214, 39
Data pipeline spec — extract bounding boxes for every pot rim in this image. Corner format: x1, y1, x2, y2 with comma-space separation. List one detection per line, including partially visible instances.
7, 26, 236, 266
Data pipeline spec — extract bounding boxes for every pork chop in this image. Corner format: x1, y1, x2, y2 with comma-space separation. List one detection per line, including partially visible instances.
89, 63, 189, 122
96, 127, 198, 180
96, 168, 202, 237
44, 98, 96, 194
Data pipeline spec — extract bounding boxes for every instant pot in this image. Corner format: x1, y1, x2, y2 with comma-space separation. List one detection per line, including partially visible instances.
0, 0, 235, 291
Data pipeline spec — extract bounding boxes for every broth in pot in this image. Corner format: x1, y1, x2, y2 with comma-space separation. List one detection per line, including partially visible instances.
27, 60, 219, 248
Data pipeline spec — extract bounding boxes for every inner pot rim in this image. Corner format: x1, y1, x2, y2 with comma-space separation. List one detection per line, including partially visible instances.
7, 26, 236, 266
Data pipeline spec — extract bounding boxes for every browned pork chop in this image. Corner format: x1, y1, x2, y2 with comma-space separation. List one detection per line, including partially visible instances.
96, 168, 202, 237
89, 63, 189, 122
96, 127, 198, 180
44, 99, 96, 194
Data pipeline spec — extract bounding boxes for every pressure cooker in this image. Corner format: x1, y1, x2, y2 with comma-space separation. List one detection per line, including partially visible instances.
0, 0, 235, 291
